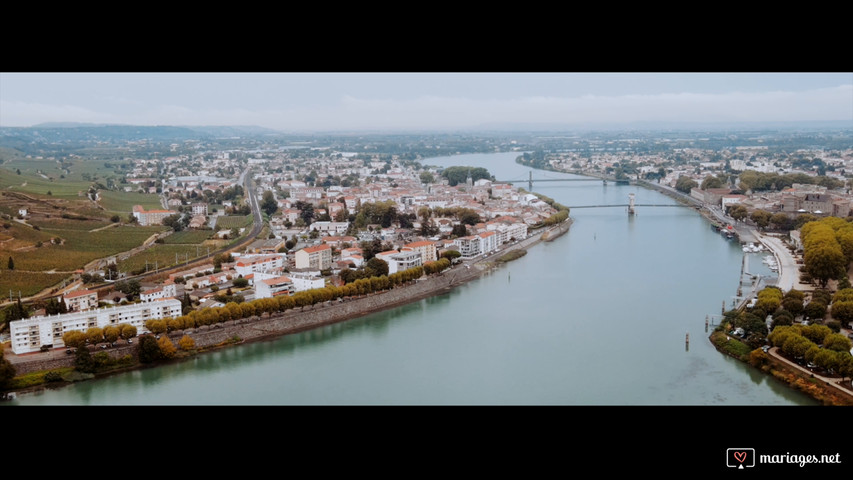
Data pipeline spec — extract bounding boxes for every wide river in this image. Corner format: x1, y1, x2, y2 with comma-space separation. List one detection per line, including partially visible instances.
6, 152, 816, 405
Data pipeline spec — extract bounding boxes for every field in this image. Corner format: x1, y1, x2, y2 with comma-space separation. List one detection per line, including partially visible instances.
116, 243, 217, 274
98, 190, 163, 214
162, 230, 213, 244
0, 271, 69, 300
0, 167, 93, 200
2, 223, 165, 272
215, 215, 252, 229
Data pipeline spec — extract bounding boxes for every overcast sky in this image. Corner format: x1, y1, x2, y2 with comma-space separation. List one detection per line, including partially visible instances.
1, 72, 851, 132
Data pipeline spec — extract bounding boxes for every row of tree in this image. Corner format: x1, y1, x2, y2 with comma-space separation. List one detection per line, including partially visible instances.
62, 324, 138, 348
768, 325, 853, 379
143, 262, 453, 334
801, 217, 853, 288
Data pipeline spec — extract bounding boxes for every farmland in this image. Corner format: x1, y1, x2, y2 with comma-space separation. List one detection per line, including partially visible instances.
98, 190, 163, 214
116, 243, 217, 275
0, 271, 70, 300
215, 215, 252, 230
2, 222, 165, 273
161, 230, 213, 244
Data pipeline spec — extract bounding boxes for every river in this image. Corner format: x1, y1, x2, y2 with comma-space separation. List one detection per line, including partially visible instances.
5, 152, 816, 405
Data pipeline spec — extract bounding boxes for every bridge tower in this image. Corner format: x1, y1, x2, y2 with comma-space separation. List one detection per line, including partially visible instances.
628, 193, 636, 215
529, 171, 533, 191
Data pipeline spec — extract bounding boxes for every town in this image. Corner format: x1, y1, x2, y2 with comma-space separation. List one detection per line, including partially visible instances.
2, 126, 852, 358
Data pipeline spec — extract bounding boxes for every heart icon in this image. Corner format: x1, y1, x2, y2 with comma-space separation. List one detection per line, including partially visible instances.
734, 451, 747, 463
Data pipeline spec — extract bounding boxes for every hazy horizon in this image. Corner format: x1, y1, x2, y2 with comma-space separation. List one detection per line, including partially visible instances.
1, 73, 851, 133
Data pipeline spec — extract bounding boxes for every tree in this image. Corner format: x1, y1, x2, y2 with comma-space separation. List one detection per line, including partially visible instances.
750, 210, 772, 230
804, 300, 827, 320
44, 297, 68, 315
137, 335, 162, 363
86, 327, 104, 345
823, 333, 853, 352
675, 176, 698, 193
419, 171, 435, 184
162, 213, 184, 232
0, 349, 16, 390
158, 336, 177, 359
7, 256, 13, 270
73, 344, 96, 373
62, 330, 87, 349
782, 290, 805, 316
365, 257, 389, 277
103, 326, 121, 343
233, 277, 249, 288
701, 175, 724, 190
729, 205, 748, 222
441, 250, 462, 263
120, 324, 137, 340
440, 166, 492, 186
830, 300, 853, 326
260, 191, 278, 216
178, 335, 195, 351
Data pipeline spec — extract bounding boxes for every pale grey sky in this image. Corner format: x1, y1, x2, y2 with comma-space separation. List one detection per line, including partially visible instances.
1, 72, 851, 131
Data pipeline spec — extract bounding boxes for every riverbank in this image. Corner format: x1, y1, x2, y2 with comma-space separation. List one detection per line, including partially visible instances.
2, 219, 573, 394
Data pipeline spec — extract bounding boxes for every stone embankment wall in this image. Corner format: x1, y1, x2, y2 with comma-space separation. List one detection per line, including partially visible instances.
9, 220, 572, 376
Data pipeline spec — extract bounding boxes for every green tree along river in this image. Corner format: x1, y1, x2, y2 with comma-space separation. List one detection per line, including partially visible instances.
6, 153, 816, 405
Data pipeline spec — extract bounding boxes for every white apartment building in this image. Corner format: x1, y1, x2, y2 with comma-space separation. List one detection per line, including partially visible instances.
289, 274, 326, 292
140, 281, 177, 302
388, 249, 423, 274
455, 236, 481, 258
487, 222, 527, 245
9, 298, 182, 354
234, 254, 285, 277
255, 275, 295, 299
478, 231, 498, 254
310, 221, 350, 234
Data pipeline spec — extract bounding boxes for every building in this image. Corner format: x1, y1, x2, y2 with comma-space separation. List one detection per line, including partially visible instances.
477, 231, 498, 254
234, 254, 285, 276
404, 240, 438, 263
310, 221, 350, 234
63, 290, 99, 312
387, 249, 423, 274
132, 205, 174, 226
140, 281, 177, 302
191, 202, 208, 216
290, 273, 326, 292
295, 244, 333, 270
455, 236, 481, 258
9, 298, 182, 354
255, 275, 295, 299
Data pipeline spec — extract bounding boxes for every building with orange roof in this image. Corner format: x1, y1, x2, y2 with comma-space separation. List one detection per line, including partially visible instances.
295, 244, 332, 270
63, 289, 99, 312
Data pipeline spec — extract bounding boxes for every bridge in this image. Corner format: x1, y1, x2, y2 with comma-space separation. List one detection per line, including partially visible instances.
495, 171, 627, 189
567, 204, 684, 209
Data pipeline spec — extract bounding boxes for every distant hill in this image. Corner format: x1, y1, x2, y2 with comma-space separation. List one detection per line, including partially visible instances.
0, 123, 283, 145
